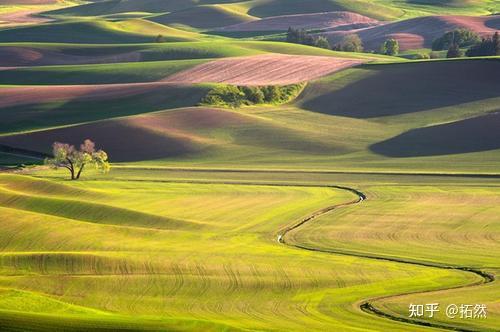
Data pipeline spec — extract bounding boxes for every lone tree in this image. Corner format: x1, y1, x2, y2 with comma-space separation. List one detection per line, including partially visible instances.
45, 139, 110, 180
380, 38, 399, 55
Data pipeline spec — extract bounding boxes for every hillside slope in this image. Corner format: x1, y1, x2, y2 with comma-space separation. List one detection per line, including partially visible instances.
322, 15, 500, 51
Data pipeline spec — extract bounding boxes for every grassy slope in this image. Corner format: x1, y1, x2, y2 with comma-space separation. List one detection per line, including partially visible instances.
37, 0, 499, 23
0, 19, 202, 43
225, 0, 499, 20
0, 85, 212, 136
0, 59, 209, 85
0, 172, 490, 331
148, 5, 257, 30
0, 40, 401, 64
286, 181, 500, 331
1, 2, 499, 330
2, 58, 498, 173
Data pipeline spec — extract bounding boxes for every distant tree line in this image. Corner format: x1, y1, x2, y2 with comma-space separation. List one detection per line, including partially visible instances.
286, 27, 331, 49
285, 25, 500, 60
201, 84, 305, 108
466, 32, 500, 57
286, 27, 401, 56
431, 29, 500, 58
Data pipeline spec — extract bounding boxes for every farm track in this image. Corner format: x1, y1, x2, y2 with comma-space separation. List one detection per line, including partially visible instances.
0, 170, 496, 330
277, 185, 494, 332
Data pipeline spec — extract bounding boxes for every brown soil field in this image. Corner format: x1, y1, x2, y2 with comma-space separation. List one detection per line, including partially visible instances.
322, 15, 500, 51
0, 46, 141, 66
217, 11, 379, 32
165, 54, 363, 85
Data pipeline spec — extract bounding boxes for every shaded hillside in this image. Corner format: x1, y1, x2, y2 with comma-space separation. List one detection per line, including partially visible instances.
0, 107, 343, 162
371, 112, 500, 157
0, 83, 210, 134
298, 59, 500, 118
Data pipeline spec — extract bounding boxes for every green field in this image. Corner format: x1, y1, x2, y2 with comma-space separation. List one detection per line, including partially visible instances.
0, 169, 498, 331
1, 0, 499, 331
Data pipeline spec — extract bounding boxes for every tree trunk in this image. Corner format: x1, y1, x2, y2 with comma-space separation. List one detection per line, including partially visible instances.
66, 158, 75, 180
76, 164, 85, 180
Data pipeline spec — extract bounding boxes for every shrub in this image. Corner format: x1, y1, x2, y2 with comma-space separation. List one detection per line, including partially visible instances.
200, 84, 305, 108
314, 36, 331, 50
334, 34, 363, 52
466, 32, 500, 57
240, 86, 265, 104
432, 29, 480, 51
201, 85, 245, 108
380, 38, 399, 56
286, 27, 330, 49
429, 51, 441, 59
412, 53, 430, 60
262, 85, 282, 103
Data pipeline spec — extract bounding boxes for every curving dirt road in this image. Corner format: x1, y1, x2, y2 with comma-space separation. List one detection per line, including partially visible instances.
277, 185, 494, 332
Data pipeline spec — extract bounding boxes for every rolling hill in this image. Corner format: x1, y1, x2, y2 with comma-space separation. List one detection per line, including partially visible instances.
164, 54, 363, 85
1, 1, 500, 331
321, 14, 500, 51
149, 5, 257, 30
217, 11, 379, 32
1, 58, 499, 172
0, 19, 201, 43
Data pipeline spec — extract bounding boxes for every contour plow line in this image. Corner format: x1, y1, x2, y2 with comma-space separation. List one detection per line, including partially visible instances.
277, 185, 495, 332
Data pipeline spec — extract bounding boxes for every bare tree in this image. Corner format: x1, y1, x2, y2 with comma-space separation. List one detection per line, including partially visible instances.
45, 139, 110, 180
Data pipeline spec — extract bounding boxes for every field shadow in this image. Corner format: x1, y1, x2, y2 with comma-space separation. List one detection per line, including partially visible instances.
300, 60, 500, 118
370, 112, 500, 157
0, 121, 199, 162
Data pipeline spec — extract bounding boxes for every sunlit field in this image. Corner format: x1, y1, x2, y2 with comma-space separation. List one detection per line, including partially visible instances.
1, 0, 499, 330
0, 169, 497, 331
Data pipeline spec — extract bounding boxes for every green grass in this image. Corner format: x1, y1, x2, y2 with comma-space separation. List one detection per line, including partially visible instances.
236, 0, 499, 20
0, 19, 202, 44
148, 5, 257, 30
1, 58, 499, 173
0, 170, 497, 331
0, 41, 400, 68
0, 59, 208, 85
1, 2, 500, 330
1, 171, 497, 331
0, 85, 212, 136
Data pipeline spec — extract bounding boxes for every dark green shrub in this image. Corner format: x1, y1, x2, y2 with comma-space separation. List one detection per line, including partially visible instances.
240, 86, 265, 104
333, 34, 363, 52
466, 32, 500, 57
200, 83, 305, 108
432, 29, 480, 51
